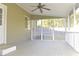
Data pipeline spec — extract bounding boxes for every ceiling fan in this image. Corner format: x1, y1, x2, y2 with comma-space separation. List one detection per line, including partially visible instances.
31, 3, 51, 13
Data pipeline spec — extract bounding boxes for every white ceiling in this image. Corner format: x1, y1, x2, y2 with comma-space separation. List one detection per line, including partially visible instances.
17, 3, 75, 17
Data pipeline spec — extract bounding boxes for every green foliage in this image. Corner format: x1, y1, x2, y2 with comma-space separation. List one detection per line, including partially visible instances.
37, 18, 65, 28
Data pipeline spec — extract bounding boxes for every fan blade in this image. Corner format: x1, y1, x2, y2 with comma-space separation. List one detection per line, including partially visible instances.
39, 3, 41, 6
40, 8, 43, 13
32, 8, 38, 12
42, 8, 50, 10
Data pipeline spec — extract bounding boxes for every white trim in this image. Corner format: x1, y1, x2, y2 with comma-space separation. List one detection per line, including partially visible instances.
41, 28, 43, 40
0, 4, 7, 44
73, 6, 76, 49
73, 6, 76, 26
68, 15, 70, 31
31, 20, 33, 40
64, 18, 66, 32
31, 30, 33, 40
64, 18, 67, 41
41, 20, 43, 40
2, 46, 16, 55
4, 4, 7, 44
53, 27, 54, 40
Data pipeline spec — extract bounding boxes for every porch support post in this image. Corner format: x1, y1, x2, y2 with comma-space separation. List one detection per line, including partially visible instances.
68, 15, 70, 31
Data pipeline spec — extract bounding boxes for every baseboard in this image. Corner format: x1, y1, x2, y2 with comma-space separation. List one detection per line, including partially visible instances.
2, 46, 16, 55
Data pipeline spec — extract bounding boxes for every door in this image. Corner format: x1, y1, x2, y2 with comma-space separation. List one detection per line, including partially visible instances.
0, 4, 7, 44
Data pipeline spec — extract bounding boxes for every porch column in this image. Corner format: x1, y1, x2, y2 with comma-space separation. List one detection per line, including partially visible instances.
64, 18, 66, 32
68, 15, 70, 31
73, 7, 76, 27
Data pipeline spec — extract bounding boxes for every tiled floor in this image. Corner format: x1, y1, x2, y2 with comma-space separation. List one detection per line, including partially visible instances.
6, 40, 79, 56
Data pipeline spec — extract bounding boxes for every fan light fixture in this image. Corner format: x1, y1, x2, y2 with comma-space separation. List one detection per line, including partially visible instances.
31, 3, 51, 13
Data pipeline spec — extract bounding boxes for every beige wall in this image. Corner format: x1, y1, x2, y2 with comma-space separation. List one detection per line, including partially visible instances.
4, 3, 31, 44
3, 3, 64, 44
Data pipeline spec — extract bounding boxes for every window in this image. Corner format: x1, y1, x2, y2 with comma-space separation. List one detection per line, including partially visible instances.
25, 17, 30, 30
76, 8, 79, 25
70, 13, 74, 27
37, 18, 65, 31
68, 7, 79, 32
27, 20, 30, 30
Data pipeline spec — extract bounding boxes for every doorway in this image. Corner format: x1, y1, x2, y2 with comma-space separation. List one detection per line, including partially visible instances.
0, 4, 7, 44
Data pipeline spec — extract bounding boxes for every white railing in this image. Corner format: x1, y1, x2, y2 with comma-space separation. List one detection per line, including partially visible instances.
31, 27, 65, 40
